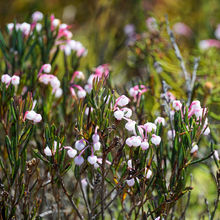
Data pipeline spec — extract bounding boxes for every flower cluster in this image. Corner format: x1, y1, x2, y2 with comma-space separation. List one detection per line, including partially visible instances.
38, 64, 62, 98
1, 74, 20, 86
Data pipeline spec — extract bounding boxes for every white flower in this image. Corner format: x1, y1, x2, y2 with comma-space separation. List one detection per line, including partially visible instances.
75, 71, 85, 80
126, 137, 133, 147
114, 110, 124, 120
172, 100, 182, 111
144, 122, 157, 133
146, 169, 152, 179
75, 140, 86, 151
191, 143, 198, 153
132, 136, 142, 147
127, 159, 132, 168
50, 77, 60, 89
122, 108, 132, 118
25, 110, 37, 121
67, 148, 77, 158
141, 141, 149, 150
116, 95, 130, 107
74, 156, 84, 165
52, 19, 60, 27
129, 87, 138, 97
44, 146, 52, 156
1, 74, 11, 84
214, 150, 220, 161
36, 23, 42, 32
87, 155, 97, 165
20, 22, 31, 35
54, 88, 63, 98
33, 113, 42, 123
92, 134, 100, 143
7, 23, 14, 32
42, 64, 51, 73
151, 134, 161, 146
94, 142, 101, 151
215, 24, 220, 40
125, 120, 136, 131
154, 117, 165, 126
32, 11, 43, 22
11, 75, 20, 85
77, 90, 86, 99
126, 178, 135, 187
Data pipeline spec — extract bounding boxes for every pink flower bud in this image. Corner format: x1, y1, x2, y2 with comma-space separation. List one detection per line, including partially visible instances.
53, 88, 63, 98
172, 100, 182, 111
132, 136, 142, 147
154, 117, 165, 126
50, 77, 60, 89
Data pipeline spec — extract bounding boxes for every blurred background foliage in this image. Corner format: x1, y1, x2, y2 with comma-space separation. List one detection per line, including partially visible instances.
0, 0, 219, 219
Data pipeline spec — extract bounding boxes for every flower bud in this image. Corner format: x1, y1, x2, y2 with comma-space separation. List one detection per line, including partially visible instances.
74, 156, 84, 166
67, 148, 77, 158
11, 75, 20, 85
141, 141, 149, 150
33, 113, 42, 123
151, 134, 161, 146
126, 178, 135, 187
116, 95, 130, 107
94, 142, 101, 151
191, 144, 198, 154
146, 169, 152, 179
75, 140, 86, 151
44, 146, 52, 156
92, 134, 100, 143
1, 74, 11, 84
87, 155, 97, 165
42, 64, 51, 73
77, 89, 86, 99
114, 110, 124, 120
172, 100, 182, 111
154, 117, 165, 126
25, 110, 37, 121
125, 120, 136, 131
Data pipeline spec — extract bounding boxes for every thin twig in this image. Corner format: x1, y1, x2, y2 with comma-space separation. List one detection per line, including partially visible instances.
188, 57, 200, 105
60, 178, 84, 220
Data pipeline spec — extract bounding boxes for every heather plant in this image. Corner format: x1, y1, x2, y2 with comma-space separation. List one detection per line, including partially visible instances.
0, 12, 219, 220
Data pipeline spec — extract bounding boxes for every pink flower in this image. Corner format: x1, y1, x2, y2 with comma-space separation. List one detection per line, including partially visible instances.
173, 22, 192, 37
199, 39, 220, 50
154, 117, 165, 126
172, 100, 182, 111
32, 11, 43, 22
